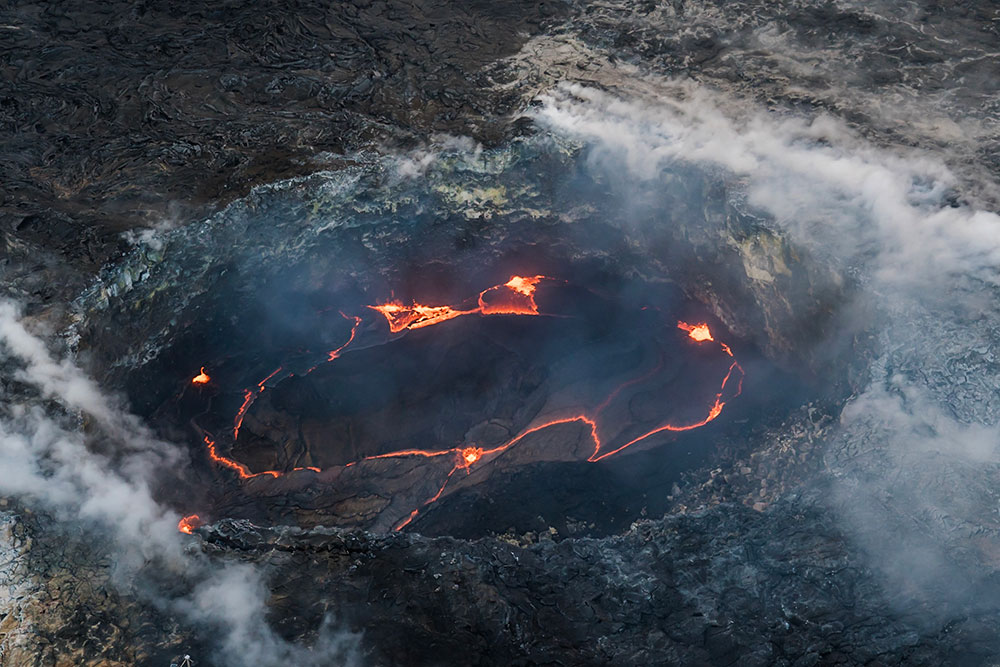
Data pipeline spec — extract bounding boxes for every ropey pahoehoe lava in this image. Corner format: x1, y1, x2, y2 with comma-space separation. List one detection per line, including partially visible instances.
180, 274, 744, 533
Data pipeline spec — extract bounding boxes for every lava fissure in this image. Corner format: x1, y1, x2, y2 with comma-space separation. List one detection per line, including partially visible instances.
181, 277, 745, 533
328, 314, 362, 361
232, 315, 362, 439
395, 466, 460, 531
202, 432, 321, 479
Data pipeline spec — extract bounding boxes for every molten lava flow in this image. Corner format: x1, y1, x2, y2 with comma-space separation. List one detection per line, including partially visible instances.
369, 302, 470, 333
394, 466, 460, 530
300, 312, 366, 374
395, 509, 420, 531
461, 446, 483, 466
233, 366, 284, 440
178, 514, 202, 534
257, 367, 285, 392
477, 274, 546, 315
202, 433, 319, 479
586, 359, 743, 462
678, 321, 714, 342
374, 318, 742, 526
186, 274, 747, 534
191, 367, 210, 384
481, 415, 600, 460
329, 314, 362, 361
505, 275, 543, 296
203, 434, 271, 479
360, 447, 458, 461
370, 275, 551, 333
233, 390, 254, 440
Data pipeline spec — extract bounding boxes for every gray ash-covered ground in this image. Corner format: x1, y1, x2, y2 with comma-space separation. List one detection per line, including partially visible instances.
2, 1, 1000, 666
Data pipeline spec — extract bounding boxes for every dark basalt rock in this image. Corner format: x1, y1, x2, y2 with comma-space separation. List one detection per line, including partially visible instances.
195, 489, 1000, 666
0, 0, 568, 306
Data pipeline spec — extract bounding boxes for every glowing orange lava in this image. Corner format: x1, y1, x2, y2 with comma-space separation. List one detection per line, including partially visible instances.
233, 367, 283, 440
395, 467, 459, 530
181, 275, 746, 535
461, 447, 483, 466
368, 302, 469, 333
329, 314, 362, 361
505, 275, 543, 296
678, 321, 714, 342
477, 274, 546, 315
203, 433, 319, 480
191, 367, 210, 384
178, 514, 202, 534
370, 275, 550, 333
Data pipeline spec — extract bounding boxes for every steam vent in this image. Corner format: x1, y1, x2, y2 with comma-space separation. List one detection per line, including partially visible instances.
3, 3, 1000, 666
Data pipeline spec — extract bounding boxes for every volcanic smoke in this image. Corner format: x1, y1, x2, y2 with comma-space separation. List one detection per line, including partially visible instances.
180, 275, 744, 533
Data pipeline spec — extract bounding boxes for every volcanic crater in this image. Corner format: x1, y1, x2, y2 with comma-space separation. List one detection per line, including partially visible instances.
96, 201, 819, 541
4, 2, 999, 664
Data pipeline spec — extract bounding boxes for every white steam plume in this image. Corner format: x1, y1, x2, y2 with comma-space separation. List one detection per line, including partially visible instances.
533, 80, 1000, 608
535, 83, 1000, 293
0, 301, 360, 665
